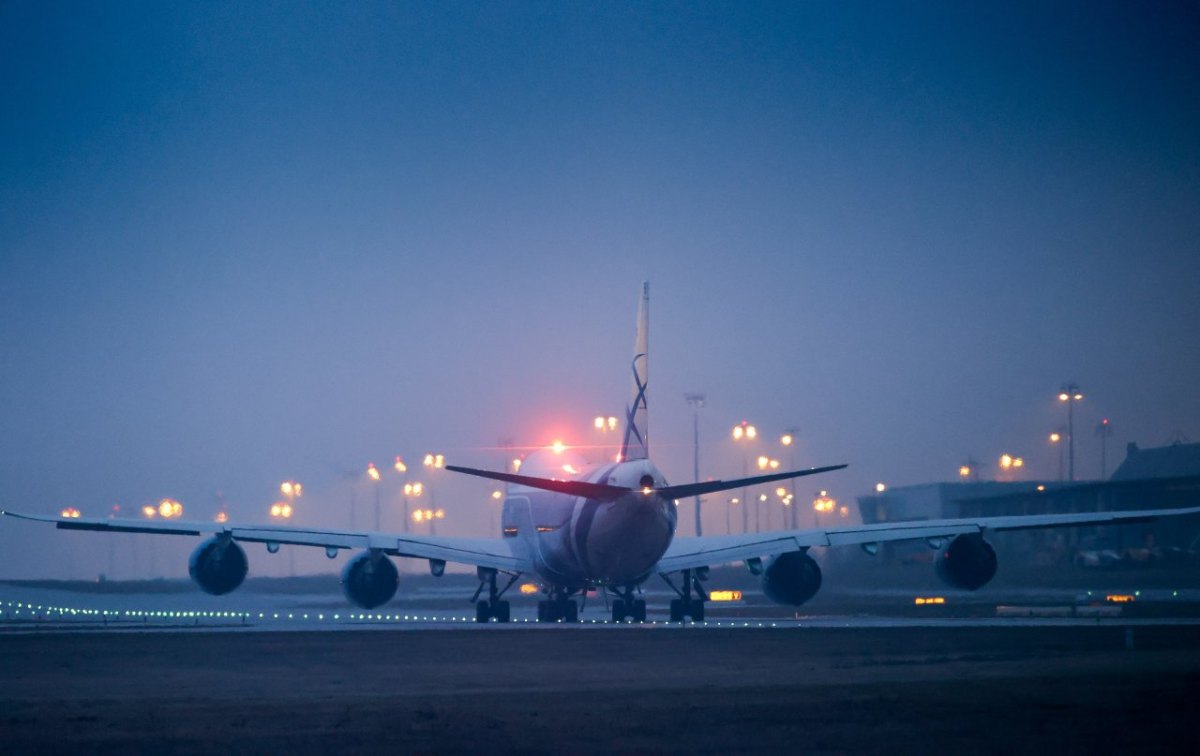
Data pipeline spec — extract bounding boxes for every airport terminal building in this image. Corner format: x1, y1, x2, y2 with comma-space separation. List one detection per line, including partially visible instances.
855, 441, 1200, 565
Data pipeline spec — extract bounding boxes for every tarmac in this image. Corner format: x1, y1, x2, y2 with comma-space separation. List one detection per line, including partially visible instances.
2, 574, 1199, 752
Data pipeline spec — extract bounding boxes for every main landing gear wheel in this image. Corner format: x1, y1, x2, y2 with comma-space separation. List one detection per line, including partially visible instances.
538, 591, 580, 623
472, 568, 517, 623
664, 568, 707, 623
610, 591, 647, 623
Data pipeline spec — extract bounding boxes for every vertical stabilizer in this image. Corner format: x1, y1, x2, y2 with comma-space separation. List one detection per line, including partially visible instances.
620, 282, 650, 462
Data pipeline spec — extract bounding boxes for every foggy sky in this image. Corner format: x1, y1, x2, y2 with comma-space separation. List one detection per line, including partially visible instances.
2, 2, 1198, 579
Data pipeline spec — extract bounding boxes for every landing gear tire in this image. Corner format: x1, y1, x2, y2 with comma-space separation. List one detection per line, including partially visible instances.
632, 599, 647, 623
476, 599, 511, 623
691, 601, 704, 623
564, 600, 578, 623
612, 599, 626, 623
669, 598, 683, 622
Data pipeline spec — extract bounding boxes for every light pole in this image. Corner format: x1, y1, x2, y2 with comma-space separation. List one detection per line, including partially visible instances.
1058, 383, 1084, 481
755, 455, 780, 531
367, 462, 382, 530
394, 457, 409, 532
781, 428, 799, 528
1049, 431, 1064, 482
592, 417, 618, 462
403, 481, 422, 534
732, 421, 757, 533
1096, 418, 1113, 479
684, 393, 706, 535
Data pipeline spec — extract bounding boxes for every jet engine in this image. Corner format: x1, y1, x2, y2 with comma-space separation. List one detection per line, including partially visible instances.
341, 551, 399, 609
761, 550, 823, 606
188, 537, 248, 595
934, 534, 997, 590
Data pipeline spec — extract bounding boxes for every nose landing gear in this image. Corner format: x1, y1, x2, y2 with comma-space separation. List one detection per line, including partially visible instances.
537, 587, 579, 622
609, 585, 647, 622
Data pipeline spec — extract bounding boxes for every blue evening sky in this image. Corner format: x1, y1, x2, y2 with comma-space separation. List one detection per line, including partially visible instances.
2, 2, 1197, 577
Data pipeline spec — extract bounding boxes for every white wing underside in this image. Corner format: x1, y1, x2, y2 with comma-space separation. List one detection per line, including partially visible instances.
1, 511, 532, 573
656, 506, 1200, 573
6, 505, 1200, 578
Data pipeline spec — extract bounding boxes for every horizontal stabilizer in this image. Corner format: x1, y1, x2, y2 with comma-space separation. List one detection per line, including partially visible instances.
445, 465, 631, 501
656, 464, 848, 500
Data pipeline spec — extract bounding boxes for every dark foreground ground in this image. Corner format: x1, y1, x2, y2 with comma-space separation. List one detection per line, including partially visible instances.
3, 625, 1199, 754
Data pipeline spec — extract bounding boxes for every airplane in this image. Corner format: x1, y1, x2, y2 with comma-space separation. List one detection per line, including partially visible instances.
5, 282, 1200, 623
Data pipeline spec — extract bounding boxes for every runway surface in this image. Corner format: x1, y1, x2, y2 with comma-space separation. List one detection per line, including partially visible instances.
4, 622, 1198, 753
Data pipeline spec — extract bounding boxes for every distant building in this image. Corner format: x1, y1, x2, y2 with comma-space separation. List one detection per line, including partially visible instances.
855, 441, 1200, 565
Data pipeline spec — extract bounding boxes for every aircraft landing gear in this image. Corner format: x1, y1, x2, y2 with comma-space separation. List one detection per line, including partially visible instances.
663, 568, 707, 623
472, 567, 518, 623
609, 586, 647, 623
537, 587, 579, 622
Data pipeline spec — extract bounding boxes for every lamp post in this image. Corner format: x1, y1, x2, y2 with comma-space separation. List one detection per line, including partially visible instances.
781, 429, 799, 528
732, 421, 757, 534
684, 393, 706, 536
593, 416, 618, 462
366, 462, 382, 529
1049, 431, 1064, 482
1096, 418, 1113, 479
269, 498, 294, 576
1058, 383, 1083, 482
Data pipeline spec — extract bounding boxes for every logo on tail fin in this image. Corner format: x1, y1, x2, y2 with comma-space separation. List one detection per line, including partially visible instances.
620, 282, 650, 461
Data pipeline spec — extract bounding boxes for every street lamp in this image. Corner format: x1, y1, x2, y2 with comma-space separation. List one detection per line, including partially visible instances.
732, 421, 756, 533
812, 490, 835, 528
367, 462, 382, 530
1049, 431, 1064, 481
684, 393, 706, 536
1058, 382, 1083, 481
1096, 418, 1113, 479
402, 481, 423, 533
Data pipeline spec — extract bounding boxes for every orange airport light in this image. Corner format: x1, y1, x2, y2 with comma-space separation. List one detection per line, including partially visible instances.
914, 596, 946, 605
519, 583, 539, 595
709, 590, 743, 602
1106, 594, 1136, 603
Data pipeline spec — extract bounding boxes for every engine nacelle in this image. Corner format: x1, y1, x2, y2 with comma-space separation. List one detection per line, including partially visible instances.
761, 550, 822, 606
188, 537, 248, 595
935, 534, 998, 590
341, 551, 399, 609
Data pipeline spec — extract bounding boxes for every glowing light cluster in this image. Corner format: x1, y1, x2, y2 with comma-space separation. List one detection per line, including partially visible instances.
914, 596, 946, 605
403, 482, 424, 497
732, 421, 757, 440
813, 490, 836, 513
269, 502, 293, 519
280, 481, 303, 497
367, 462, 381, 481
999, 454, 1025, 470
157, 499, 183, 519
60, 507, 81, 518
593, 416, 618, 431
423, 453, 445, 468
412, 508, 445, 523
756, 456, 781, 470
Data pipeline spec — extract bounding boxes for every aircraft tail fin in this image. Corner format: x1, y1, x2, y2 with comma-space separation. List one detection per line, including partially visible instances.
619, 282, 650, 462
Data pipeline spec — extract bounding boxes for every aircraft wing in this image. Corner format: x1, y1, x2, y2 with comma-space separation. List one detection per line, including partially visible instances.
1, 510, 532, 574
655, 505, 1200, 573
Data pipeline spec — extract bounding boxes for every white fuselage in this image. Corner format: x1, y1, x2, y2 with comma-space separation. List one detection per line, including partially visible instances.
500, 459, 677, 589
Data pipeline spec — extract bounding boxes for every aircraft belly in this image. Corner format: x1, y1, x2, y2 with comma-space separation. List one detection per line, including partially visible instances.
577, 495, 674, 585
